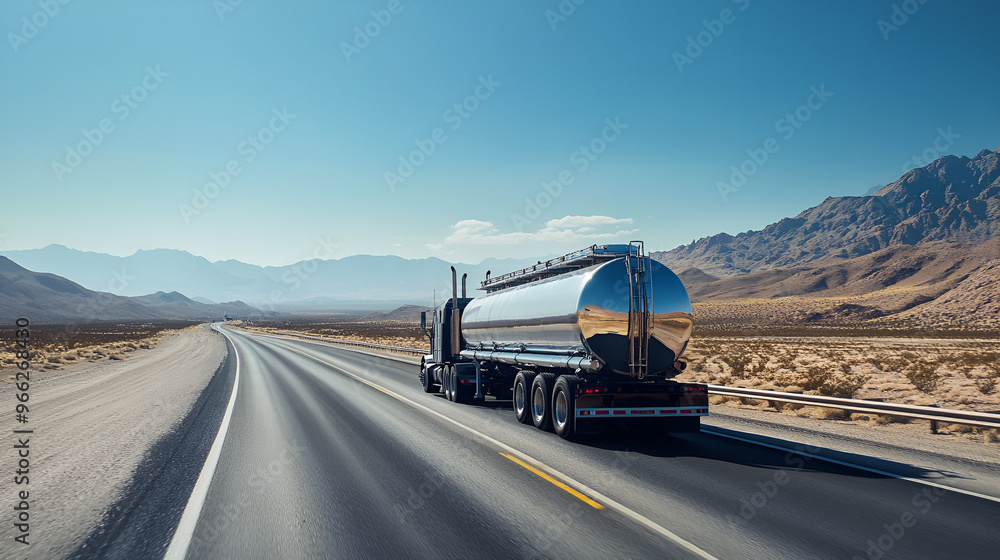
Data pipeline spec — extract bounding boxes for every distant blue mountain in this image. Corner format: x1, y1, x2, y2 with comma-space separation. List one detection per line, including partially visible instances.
0, 245, 539, 312
0, 256, 261, 322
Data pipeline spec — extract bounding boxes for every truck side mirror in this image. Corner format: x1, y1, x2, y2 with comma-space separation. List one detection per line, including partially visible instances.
420, 311, 426, 329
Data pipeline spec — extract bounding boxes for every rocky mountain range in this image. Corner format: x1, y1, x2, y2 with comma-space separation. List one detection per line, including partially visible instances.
5, 146, 998, 327
655, 147, 1000, 276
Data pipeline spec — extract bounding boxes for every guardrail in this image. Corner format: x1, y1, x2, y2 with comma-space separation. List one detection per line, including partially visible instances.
267, 332, 1000, 433
271, 330, 427, 357
708, 384, 1000, 432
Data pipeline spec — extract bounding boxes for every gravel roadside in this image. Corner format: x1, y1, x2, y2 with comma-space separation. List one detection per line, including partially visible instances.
1, 323, 225, 560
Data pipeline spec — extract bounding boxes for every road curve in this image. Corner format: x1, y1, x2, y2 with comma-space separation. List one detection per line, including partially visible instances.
175, 327, 998, 559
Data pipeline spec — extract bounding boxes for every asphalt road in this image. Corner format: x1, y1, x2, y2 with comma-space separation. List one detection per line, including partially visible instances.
166, 327, 998, 559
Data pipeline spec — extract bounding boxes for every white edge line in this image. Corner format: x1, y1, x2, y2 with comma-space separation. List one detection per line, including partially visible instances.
257, 332, 718, 560
701, 428, 1000, 504
163, 324, 241, 560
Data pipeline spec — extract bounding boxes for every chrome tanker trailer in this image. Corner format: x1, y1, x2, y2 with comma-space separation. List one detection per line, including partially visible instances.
418, 242, 708, 439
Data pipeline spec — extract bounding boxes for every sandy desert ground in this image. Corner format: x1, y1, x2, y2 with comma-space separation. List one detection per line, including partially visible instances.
0, 324, 225, 560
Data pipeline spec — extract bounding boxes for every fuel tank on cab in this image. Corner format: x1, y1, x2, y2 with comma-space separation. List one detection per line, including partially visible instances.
460, 258, 692, 376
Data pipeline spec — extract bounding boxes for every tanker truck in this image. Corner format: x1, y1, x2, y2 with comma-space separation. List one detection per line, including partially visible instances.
418, 242, 708, 440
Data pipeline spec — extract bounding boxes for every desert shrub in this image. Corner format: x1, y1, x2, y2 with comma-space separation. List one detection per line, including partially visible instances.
796, 367, 870, 397
823, 374, 871, 398
955, 352, 999, 368
975, 377, 997, 395
721, 353, 754, 377
905, 361, 941, 393
797, 367, 830, 392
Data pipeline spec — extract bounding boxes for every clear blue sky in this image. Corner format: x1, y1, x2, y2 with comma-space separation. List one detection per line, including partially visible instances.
1, 0, 998, 266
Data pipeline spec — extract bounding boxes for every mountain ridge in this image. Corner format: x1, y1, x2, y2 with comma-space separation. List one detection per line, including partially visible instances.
0, 256, 261, 322
0, 245, 543, 311
655, 147, 1000, 276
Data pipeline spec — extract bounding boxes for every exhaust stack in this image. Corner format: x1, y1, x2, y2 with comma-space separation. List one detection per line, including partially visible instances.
451, 267, 460, 357
462, 273, 467, 299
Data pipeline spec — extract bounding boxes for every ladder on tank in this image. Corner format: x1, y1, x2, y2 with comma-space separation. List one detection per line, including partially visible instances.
625, 241, 653, 378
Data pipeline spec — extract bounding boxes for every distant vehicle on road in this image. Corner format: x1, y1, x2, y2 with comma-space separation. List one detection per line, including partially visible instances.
419, 242, 707, 440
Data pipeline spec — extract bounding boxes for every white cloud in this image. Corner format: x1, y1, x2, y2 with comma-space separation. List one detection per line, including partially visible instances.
451, 219, 496, 234
426, 215, 637, 252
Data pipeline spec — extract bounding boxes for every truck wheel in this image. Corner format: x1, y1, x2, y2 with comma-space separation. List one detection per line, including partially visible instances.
531, 373, 556, 431
421, 364, 438, 393
552, 375, 579, 440
513, 372, 536, 424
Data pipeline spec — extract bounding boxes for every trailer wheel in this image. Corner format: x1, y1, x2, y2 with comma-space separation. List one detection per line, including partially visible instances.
513, 372, 536, 424
552, 375, 579, 440
531, 373, 556, 431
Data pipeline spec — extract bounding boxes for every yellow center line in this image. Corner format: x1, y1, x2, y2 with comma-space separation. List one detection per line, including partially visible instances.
363, 380, 394, 396
254, 335, 718, 559
500, 453, 605, 510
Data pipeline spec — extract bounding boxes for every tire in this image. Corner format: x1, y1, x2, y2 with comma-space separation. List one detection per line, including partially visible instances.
513, 371, 536, 424
444, 367, 455, 401
552, 375, 579, 440
421, 363, 438, 393
531, 373, 556, 431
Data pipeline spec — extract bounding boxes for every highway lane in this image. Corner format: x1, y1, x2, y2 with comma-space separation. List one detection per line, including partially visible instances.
180, 328, 999, 559
183, 327, 701, 559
